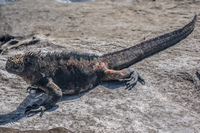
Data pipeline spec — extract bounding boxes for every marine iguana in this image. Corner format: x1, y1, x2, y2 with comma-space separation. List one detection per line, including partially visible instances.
5, 15, 197, 115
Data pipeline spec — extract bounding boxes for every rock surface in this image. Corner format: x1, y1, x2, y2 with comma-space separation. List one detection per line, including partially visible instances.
0, 0, 200, 132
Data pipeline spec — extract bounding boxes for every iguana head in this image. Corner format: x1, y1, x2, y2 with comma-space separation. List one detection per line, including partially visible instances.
6, 52, 41, 74
6, 54, 25, 74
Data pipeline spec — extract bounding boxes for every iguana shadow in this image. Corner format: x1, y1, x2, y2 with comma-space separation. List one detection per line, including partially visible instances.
0, 81, 124, 125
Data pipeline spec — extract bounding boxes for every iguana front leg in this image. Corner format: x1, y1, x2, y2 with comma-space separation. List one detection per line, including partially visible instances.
25, 77, 62, 115
102, 68, 145, 90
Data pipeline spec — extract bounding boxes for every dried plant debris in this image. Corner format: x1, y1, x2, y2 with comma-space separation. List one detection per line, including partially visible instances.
0, 35, 40, 55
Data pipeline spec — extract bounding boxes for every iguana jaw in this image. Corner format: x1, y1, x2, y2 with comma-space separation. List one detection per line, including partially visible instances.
5, 61, 24, 74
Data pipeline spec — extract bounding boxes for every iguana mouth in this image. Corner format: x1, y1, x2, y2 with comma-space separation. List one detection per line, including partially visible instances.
6, 67, 24, 74
5, 61, 24, 74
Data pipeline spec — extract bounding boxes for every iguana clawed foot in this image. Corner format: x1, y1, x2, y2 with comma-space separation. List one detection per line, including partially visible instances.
123, 71, 145, 90
26, 86, 45, 93
25, 104, 46, 116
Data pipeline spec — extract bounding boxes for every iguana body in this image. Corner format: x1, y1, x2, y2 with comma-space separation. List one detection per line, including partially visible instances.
5, 15, 197, 115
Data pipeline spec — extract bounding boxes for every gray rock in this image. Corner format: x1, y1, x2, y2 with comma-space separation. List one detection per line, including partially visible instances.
0, 0, 199, 132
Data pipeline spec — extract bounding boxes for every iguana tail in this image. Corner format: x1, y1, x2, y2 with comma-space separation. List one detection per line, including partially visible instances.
100, 15, 197, 70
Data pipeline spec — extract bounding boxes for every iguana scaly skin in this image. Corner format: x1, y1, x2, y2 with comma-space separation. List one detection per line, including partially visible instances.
5, 15, 197, 115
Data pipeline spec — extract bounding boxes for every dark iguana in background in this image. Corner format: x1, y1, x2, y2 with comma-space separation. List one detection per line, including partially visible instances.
5, 15, 197, 115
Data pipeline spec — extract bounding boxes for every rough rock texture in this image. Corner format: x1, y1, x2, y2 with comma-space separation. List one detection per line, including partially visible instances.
0, 0, 200, 132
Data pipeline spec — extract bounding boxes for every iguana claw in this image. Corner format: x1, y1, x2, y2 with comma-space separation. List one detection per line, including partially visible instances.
138, 73, 145, 85
25, 104, 46, 116
26, 86, 44, 94
123, 71, 145, 90
26, 86, 39, 93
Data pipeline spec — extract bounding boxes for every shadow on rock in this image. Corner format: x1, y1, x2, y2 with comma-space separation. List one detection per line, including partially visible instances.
0, 81, 124, 125
0, 95, 32, 125
0, 93, 54, 125
60, 81, 124, 101
101, 81, 124, 90
0, 87, 95, 124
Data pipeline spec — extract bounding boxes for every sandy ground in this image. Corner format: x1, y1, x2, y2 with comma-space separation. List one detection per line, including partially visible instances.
0, 0, 200, 132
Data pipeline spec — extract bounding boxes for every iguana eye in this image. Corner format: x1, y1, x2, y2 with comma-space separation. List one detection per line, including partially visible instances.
24, 57, 32, 66
24, 58, 29, 63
